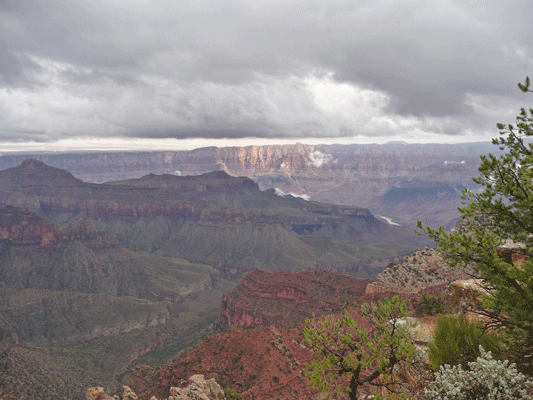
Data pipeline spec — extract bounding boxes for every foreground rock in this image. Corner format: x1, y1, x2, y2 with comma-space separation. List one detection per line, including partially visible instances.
447, 279, 488, 313
88, 375, 225, 400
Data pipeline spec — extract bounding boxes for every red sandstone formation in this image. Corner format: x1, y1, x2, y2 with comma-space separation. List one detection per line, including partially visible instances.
221, 269, 373, 329
0, 205, 107, 247
126, 325, 320, 400
497, 241, 528, 266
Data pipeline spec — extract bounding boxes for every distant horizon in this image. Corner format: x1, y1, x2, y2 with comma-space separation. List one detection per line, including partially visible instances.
0, 135, 498, 155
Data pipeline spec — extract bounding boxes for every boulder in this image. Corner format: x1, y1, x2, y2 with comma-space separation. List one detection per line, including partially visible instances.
447, 279, 487, 312
168, 375, 225, 400
119, 386, 138, 400
88, 376, 225, 400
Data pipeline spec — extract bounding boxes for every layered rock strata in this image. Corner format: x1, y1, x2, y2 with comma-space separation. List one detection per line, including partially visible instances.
221, 269, 372, 329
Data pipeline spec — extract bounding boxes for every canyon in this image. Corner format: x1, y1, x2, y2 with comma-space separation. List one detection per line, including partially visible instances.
0, 142, 490, 399
0, 141, 492, 229
0, 157, 433, 400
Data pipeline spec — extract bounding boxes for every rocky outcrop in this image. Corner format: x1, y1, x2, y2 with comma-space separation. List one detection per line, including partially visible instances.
221, 269, 373, 329
87, 386, 113, 400
215, 143, 314, 174
0, 205, 111, 248
447, 279, 488, 313
90, 376, 225, 400
87, 385, 140, 400
497, 240, 528, 265
166, 375, 226, 400
365, 247, 475, 294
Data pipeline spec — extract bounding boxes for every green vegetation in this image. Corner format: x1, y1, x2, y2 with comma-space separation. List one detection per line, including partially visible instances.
425, 347, 533, 399
302, 296, 416, 400
427, 314, 503, 371
412, 292, 450, 316
224, 387, 244, 400
418, 77, 533, 371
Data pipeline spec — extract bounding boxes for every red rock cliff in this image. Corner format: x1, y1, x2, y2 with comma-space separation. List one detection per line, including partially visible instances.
221, 269, 373, 329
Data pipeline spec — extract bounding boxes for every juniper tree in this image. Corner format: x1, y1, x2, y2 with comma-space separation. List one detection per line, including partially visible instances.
302, 296, 416, 400
418, 77, 533, 370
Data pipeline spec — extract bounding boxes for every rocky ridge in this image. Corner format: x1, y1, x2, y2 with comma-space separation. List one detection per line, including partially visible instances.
0, 141, 492, 229
221, 269, 372, 329
365, 247, 475, 294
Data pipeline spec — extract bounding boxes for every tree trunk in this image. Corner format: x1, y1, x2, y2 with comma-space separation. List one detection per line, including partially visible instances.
349, 374, 359, 400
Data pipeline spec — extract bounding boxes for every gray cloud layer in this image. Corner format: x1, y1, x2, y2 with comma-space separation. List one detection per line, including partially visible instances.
0, 0, 532, 144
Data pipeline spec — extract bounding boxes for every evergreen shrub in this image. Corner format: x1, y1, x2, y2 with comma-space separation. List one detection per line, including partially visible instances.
224, 387, 243, 399
412, 292, 450, 316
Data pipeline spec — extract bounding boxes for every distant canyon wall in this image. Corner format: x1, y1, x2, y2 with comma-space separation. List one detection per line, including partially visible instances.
0, 142, 491, 228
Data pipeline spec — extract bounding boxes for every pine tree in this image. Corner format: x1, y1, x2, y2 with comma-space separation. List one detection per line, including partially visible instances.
302, 296, 416, 399
418, 77, 533, 370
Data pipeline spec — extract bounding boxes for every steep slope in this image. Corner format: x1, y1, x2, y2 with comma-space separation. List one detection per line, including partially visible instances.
0, 206, 231, 400
0, 206, 216, 301
124, 267, 424, 400
124, 247, 468, 400
125, 268, 379, 400
125, 326, 320, 400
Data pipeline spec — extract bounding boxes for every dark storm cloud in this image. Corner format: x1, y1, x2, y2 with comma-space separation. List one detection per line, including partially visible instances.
0, 0, 532, 144
299, 1, 533, 117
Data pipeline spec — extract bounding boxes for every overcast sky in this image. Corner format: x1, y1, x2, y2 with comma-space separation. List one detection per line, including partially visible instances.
1, 0, 532, 151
